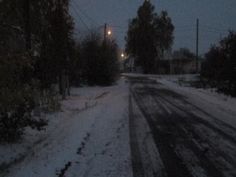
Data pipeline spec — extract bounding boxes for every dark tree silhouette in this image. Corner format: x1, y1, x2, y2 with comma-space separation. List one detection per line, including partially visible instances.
201, 31, 236, 96
0, 0, 74, 141
125, 1, 174, 74
80, 32, 119, 86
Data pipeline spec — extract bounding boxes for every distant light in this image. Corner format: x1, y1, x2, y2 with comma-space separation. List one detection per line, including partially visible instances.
107, 30, 112, 36
121, 53, 125, 58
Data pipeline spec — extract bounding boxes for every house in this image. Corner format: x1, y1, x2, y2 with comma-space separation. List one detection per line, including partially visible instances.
170, 58, 197, 74
159, 48, 201, 74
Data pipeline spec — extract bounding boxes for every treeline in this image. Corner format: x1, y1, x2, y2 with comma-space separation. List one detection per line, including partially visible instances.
71, 32, 119, 86
0, 0, 119, 142
201, 31, 236, 96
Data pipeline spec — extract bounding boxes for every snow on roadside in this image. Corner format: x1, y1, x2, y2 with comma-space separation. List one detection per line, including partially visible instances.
1, 77, 132, 177
155, 75, 236, 127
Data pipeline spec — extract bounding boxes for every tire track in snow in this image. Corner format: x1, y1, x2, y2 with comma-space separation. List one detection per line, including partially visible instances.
131, 88, 193, 177
129, 76, 236, 177
129, 93, 145, 177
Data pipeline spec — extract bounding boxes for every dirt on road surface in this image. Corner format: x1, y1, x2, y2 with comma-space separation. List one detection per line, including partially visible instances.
128, 76, 236, 177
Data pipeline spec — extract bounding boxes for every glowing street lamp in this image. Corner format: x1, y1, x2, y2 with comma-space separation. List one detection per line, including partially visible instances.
107, 30, 112, 36
103, 24, 112, 41
121, 52, 126, 60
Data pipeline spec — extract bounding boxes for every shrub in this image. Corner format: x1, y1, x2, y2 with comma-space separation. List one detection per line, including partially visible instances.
80, 32, 119, 86
201, 31, 236, 96
0, 54, 47, 142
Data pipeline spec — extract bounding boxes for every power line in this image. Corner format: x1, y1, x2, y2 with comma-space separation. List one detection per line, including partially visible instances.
201, 28, 229, 34
201, 24, 233, 32
72, 0, 97, 24
175, 27, 195, 32
71, 0, 98, 27
71, 1, 129, 35
110, 25, 127, 29
70, 1, 129, 34
70, 5, 90, 31
175, 27, 229, 33
70, 10, 82, 27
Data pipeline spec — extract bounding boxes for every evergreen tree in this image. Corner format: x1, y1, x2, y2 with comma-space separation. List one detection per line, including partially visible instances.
33, 0, 74, 97
125, 1, 174, 73
154, 11, 175, 57
49, 0, 74, 98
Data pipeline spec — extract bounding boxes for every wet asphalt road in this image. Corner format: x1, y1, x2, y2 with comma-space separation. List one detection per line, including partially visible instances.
128, 76, 236, 177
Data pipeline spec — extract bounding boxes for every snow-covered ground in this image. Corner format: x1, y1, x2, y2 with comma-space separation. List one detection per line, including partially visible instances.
155, 75, 236, 127
128, 73, 236, 177
123, 73, 236, 127
0, 77, 132, 177
1, 74, 236, 177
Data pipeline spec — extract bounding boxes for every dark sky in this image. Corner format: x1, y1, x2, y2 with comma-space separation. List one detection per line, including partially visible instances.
70, 0, 236, 55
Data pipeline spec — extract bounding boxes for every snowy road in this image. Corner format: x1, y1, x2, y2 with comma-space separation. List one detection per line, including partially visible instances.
1, 75, 236, 177
129, 76, 236, 177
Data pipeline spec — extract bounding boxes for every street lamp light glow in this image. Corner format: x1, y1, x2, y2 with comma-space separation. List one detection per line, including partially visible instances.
121, 53, 125, 58
107, 30, 112, 36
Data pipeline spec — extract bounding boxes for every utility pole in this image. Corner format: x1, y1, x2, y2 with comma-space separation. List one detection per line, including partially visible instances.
196, 18, 199, 73
104, 23, 107, 42
23, 0, 31, 51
